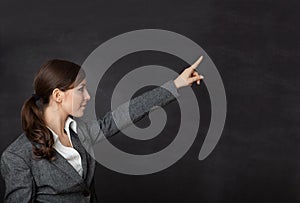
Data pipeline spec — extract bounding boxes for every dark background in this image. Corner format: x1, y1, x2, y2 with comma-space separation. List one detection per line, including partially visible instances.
1, 0, 299, 202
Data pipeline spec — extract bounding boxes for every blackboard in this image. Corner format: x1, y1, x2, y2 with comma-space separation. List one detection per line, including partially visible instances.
1, 0, 299, 202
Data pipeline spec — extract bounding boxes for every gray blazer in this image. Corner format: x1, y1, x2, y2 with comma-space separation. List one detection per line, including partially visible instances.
0, 80, 179, 203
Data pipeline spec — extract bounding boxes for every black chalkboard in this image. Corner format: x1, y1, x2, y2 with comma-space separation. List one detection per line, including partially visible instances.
1, 0, 299, 202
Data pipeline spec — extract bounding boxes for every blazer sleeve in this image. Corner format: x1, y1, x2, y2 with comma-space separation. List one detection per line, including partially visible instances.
80, 80, 180, 144
1, 151, 36, 203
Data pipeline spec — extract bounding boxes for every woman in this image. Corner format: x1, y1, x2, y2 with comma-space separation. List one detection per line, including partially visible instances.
0, 56, 204, 203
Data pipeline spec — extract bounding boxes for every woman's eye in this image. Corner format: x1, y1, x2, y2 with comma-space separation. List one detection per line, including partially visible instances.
78, 87, 84, 92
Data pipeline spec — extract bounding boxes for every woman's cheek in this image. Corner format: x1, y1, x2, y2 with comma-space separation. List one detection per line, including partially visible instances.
72, 98, 83, 114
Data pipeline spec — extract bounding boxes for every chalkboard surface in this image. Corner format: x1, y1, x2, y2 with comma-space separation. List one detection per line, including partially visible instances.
1, 0, 299, 202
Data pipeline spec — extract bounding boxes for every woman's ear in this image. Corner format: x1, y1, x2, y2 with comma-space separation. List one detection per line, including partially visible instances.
52, 88, 63, 103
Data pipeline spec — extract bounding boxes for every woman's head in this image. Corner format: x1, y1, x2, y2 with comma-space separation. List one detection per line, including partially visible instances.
21, 59, 89, 160
33, 59, 90, 117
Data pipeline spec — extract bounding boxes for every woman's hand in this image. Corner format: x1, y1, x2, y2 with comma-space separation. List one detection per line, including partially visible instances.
173, 56, 204, 89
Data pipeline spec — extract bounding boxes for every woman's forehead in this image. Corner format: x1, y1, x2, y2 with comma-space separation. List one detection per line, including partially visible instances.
77, 79, 87, 86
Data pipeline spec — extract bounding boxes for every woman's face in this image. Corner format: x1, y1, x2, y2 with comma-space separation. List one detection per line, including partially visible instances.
62, 79, 91, 117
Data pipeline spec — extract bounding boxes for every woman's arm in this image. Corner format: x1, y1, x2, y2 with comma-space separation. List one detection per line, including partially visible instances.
79, 80, 180, 144
77, 56, 204, 144
1, 151, 36, 203
101, 79, 179, 136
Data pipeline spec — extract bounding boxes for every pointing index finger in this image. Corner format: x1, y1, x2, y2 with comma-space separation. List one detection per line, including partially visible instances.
190, 56, 203, 69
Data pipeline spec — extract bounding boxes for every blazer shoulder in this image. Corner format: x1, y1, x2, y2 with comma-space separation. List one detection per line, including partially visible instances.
1, 133, 33, 160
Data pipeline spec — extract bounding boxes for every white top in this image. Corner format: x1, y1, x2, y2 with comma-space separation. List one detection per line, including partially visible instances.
47, 117, 83, 177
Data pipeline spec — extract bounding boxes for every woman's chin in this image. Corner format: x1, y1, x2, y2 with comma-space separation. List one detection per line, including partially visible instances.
72, 109, 85, 118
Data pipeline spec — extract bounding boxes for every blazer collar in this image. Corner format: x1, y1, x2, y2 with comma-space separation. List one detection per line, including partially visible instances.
51, 128, 89, 184
70, 128, 88, 180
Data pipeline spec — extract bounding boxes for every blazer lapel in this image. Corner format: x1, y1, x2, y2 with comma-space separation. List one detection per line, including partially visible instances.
51, 149, 85, 185
50, 128, 89, 185
69, 128, 88, 180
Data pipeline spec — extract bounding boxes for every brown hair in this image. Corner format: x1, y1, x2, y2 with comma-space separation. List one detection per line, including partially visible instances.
21, 59, 85, 161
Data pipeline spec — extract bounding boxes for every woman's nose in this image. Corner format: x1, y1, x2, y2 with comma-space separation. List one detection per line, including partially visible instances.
85, 90, 91, 101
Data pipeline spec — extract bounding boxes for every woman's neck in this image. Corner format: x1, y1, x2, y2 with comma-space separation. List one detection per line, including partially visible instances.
43, 106, 68, 137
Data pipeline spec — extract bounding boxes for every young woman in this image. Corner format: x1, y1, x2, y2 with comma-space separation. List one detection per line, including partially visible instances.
0, 56, 203, 203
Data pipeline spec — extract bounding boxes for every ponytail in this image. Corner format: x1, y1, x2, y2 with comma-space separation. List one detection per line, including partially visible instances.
21, 94, 55, 161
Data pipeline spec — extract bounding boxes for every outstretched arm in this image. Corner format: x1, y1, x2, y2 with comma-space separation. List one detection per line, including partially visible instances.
78, 56, 204, 144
